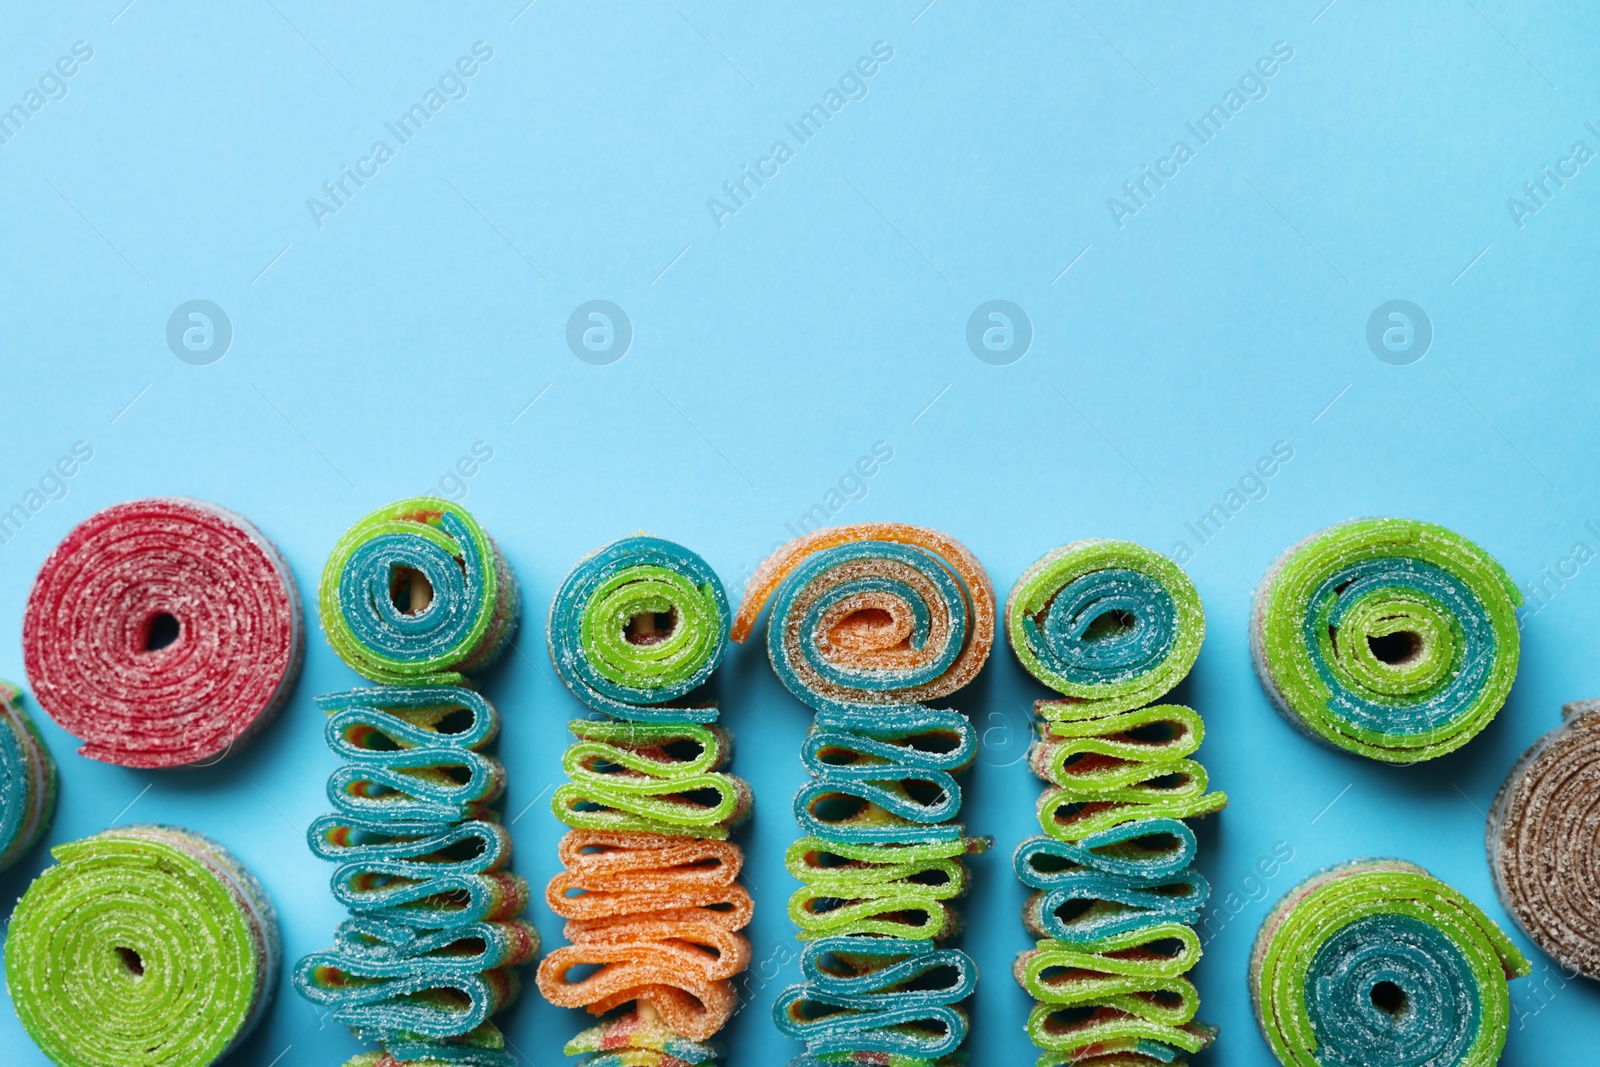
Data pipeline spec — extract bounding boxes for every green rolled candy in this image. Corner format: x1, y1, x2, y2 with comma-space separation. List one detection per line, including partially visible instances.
6, 825, 279, 1067
0, 679, 57, 871
1251, 518, 1520, 763
1251, 859, 1528, 1067
1007, 540, 1204, 715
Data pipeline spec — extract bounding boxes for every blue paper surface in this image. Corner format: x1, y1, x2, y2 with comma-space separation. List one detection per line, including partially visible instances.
2, 2, 1598, 1063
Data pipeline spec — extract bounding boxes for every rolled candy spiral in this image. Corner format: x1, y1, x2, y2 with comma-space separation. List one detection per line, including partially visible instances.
549, 535, 730, 721
0, 680, 56, 870
1007, 539, 1204, 715
1251, 518, 1520, 763
6, 825, 279, 1067
1251, 860, 1529, 1067
22, 497, 302, 768
320, 498, 519, 685
538, 830, 753, 1041
1488, 698, 1600, 979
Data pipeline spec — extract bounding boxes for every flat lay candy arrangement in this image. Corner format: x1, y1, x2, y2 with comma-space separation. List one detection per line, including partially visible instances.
1, 497, 1594, 1067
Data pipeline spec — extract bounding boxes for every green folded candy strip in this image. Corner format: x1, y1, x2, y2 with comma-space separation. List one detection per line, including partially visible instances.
0, 679, 57, 871
7, 825, 278, 1067
553, 720, 752, 838
1007, 541, 1221, 1067
1251, 859, 1529, 1067
1250, 518, 1520, 763
786, 836, 980, 942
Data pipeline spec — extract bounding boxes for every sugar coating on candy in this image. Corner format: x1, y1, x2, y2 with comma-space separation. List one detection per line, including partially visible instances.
540, 537, 752, 1052
734, 525, 993, 1064
1007, 540, 1204, 713
6, 825, 279, 1067
22, 497, 303, 768
1005, 541, 1222, 1067
1250, 859, 1529, 1067
320, 498, 520, 685
1487, 699, 1600, 980
548, 536, 730, 721
0, 680, 57, 870
1250, 518, 1520, 763
537, 830, 752, 1041
295, 684, 534, 1064
554, 721, 751, 838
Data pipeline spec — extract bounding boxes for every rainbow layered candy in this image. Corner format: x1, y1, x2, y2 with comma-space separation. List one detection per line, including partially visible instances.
0, 680, 56, 870
1250, 518, 1520, 762
1006, 540, 1224, 1066
7, 825, 279, 1067
297, 501, 532, 1067
733, 523, 995, 1065
538, 536, 752, 1060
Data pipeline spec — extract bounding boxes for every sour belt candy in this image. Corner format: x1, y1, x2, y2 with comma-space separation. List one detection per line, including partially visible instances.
1251, 859, 1529, 1067
733, 523, 994, 1065
22, 497, 302, 767
1006, 540, 1224, 1066
6, 825, 279, 1067
1488, 698, 1600, 980
538, 537, 751, 1058
0, 680, 56, 870
1250, 518, 1520, 763
299, 500, 532, 1067
319, 498, 519, 685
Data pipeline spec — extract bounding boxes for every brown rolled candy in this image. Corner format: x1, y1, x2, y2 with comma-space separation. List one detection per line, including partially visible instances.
1488, 698, 1600, 979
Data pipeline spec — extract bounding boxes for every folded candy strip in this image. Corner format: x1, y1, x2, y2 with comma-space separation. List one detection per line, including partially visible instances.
1006, 540, 1223, 1067
320, 498, 519, 686
733, 523, 995, 1066
21, 497, 302, 767
1487, 698, 1600, 980
6, 825, 279, 1067
1250, 518, 1520, 763
0, 680, 56, 871
1251, 859, 1529, 1067
538, 538, 751, 1060
298, 501, 531, 1067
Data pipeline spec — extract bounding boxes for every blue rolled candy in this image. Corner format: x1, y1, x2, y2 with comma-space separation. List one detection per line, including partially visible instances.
773, 936, 975, 1059
547, 535, 730, 722
1014, 818, 1199, 887
1025, 567, 1180, 687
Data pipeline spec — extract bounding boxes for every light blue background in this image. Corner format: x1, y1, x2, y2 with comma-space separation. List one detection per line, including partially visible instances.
2, 2, 1599, 1063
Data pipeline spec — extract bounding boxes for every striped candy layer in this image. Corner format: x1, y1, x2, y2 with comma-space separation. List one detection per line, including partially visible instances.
320, 498, 519, 685
540, 537, 751, 1059
22, 497, 303, 767
1007, 539, 1203, 715
1007, 540, 1222, 1067
295, 687, 535, 1062
735, 523, 994, 1066
1488, 698, 1600, 979
1251, 518, 1520, 762
0, 680, 56, 870
1251, 860, 1528, 1067
6, 825, 279, 1067
549, 535, 730, 721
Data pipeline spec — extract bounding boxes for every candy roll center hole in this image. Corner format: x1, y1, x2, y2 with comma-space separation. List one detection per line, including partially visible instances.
1367, 630, 1421, 666
390, 567, 433, 615
625, 609, 676, 645
1084, 610, 1136, 642
115, 946, 144, 977
1370, 980, 1407, 1017
142, 612, 180, 652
